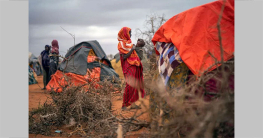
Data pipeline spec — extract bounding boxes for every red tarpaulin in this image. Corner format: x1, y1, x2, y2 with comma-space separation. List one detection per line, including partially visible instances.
152, 0, 234, 76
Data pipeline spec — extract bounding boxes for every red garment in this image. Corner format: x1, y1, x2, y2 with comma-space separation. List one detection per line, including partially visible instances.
51, 40, 59, 54
120, 54, 145, 107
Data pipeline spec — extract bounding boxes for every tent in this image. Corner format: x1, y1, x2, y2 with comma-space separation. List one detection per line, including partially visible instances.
47, 40, 120, 92
152, 0, 234, 76
29, 52, 42, 76
29, 65, 38, 85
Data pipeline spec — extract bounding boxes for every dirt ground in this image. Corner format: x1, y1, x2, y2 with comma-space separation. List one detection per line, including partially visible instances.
29, 76, 150, 138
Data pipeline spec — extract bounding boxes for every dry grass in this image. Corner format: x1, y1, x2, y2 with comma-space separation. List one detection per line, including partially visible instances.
146, 62, 234, 138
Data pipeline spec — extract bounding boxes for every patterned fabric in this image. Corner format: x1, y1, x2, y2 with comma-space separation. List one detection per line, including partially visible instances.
120, 53, 145, 107
155, 42, 183, 85
150, 55, 189, 128
29, 66, 38, 85
117, 27, 141, 66
167, 63, 189, 91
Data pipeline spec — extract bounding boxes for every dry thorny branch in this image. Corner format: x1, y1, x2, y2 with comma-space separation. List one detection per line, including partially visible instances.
135, 13, 167, 53
29, 74, 150, 137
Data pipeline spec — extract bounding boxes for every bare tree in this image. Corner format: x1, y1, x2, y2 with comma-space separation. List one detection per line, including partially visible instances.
135, 14, 167, 53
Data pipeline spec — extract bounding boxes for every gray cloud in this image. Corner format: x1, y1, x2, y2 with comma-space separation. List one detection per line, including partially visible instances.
29, 0, 215, 57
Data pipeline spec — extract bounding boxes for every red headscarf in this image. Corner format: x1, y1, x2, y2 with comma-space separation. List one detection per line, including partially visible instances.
117, 27, 140, 66
51, 40, 59, 54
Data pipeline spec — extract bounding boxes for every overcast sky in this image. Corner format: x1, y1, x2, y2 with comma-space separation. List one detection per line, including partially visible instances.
29, 0, 215, 57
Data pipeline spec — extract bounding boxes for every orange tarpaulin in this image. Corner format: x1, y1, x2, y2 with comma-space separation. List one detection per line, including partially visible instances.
47, 50, 102, 93
152, 0, 234, 76
46, 69, 101, 93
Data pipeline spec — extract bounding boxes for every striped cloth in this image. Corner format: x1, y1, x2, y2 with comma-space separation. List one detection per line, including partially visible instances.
155, 42, 183, 85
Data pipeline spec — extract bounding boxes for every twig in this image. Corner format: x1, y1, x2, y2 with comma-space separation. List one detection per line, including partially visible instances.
217, 0, 227, 92
60, 26, 76, 69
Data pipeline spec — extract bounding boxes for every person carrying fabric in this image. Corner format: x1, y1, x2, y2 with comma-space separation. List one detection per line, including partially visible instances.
49, 40, 60, 77
117, 27, 146, 110
40, 45, 51, 90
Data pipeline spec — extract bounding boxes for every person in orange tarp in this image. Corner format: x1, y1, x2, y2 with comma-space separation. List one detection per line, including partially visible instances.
152, 0, 234, 76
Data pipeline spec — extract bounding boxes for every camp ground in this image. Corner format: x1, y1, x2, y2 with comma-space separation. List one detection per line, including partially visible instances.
46, 40, 120, 92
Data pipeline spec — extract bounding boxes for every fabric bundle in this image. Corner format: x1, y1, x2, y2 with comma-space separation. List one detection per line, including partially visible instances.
155, 42, 183, 85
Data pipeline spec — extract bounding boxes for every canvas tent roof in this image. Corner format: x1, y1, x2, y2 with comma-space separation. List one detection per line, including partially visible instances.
58, 40, 119, 81
63, 40, 110, 63
29, 52, 38, 63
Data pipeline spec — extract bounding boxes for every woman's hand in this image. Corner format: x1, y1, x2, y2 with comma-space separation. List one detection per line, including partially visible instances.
123, 44, 136, 60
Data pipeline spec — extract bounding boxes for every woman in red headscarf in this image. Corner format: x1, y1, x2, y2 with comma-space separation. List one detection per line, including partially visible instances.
117, 27, 145, 110
49, 40, 60, 79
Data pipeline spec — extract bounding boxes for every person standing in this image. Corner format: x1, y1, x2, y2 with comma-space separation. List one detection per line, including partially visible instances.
40, 45, 51, 90
49, 40, 60, 76
117, 27, 146, 110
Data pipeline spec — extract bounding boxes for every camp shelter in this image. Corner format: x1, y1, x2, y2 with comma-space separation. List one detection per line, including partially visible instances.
150, 0, 234, 130
29, 52, 42, 76
29, 65, 38, 85
152, 0, 234, 76
46, 40, 120, 92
